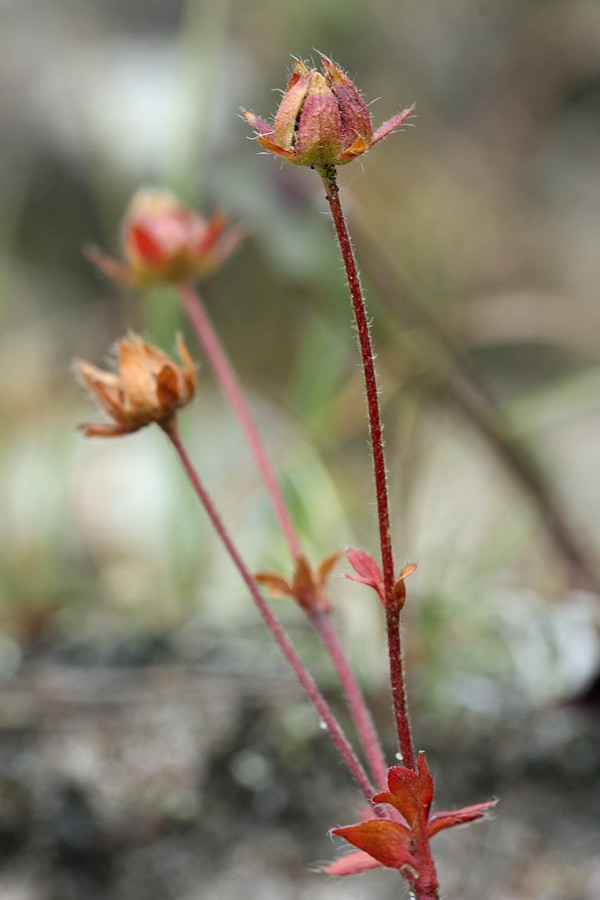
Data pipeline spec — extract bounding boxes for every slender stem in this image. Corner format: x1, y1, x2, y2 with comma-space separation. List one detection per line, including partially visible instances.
178, 281, 302, 560
385, 607, 415, 771
321, 167, 440, 900
322, 169, 415, 771
178, 279, 389, 786
312, 609, 388, 790
163, 422, 379, 805
413, 817, 441, 900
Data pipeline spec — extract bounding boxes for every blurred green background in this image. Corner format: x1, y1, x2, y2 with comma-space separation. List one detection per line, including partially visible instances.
2, 0, 600, 897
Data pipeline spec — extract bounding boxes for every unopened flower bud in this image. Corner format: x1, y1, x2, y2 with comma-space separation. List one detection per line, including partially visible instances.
243, 56, 414, 174
87, 189, 243, 286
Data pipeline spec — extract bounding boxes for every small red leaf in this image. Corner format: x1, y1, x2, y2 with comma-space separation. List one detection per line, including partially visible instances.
323, 849, 383, 876
428, 799, 498, 837
373, 756, 434, 824
376, 766, 420, 823
346, 549, 385, 602
332, 820, 415, 871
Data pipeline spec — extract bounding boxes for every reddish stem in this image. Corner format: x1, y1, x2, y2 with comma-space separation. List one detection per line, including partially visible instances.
312, 609, 388, 790
177, 280, 388, 788
412, 814, 442, 900
321, 169, 415, 771
178, 281, 302, 560
322, 168, 440, 897
163, 422, 379, 805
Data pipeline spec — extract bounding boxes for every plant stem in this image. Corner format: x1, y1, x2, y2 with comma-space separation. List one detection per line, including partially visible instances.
322, 169, 440, 896
177, 280, 389, 787
178, 281, 301, 559
321, 168, 415, 772
163, 421, 379, 805
312, 609, 388, 790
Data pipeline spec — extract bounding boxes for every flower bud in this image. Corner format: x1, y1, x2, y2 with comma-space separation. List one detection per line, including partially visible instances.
74, 332, 196, 437
87, 189, 243, 286
243, 56, 414, 173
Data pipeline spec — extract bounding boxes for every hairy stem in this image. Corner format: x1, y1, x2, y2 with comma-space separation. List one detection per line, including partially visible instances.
163, 421, 379, 804
321, 167, 439, 898
322, 169, 415, 771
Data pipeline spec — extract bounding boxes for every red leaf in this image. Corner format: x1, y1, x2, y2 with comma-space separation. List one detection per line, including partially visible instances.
332, 820, 415, 871
346, 549, 385, 602
374, 771, 419, 824
428, 799, 498, 837
323, 849, 383, 876
373, 755, 434, 824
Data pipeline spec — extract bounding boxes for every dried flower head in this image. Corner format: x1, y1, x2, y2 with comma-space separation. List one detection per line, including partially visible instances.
87, 189, 244, 286
243, 55, 414, 173
74, 333, 196, 437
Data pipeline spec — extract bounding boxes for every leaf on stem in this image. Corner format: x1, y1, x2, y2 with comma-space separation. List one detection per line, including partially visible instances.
345, 548, 385, 604
326, 755, 496, 879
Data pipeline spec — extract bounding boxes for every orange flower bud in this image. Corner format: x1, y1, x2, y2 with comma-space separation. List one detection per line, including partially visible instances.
243, 56, 414, 173
74, 332, 196, 437
87, 189, 244, 286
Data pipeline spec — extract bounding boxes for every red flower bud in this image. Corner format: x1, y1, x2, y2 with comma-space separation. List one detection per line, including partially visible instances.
87, 189, 244, 287
243, 56, 414, 173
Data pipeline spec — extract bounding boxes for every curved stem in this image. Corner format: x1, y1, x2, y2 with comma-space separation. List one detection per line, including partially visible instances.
178, 281, 302, 560
321, 169, 415, 771
163, 422, 379, 805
